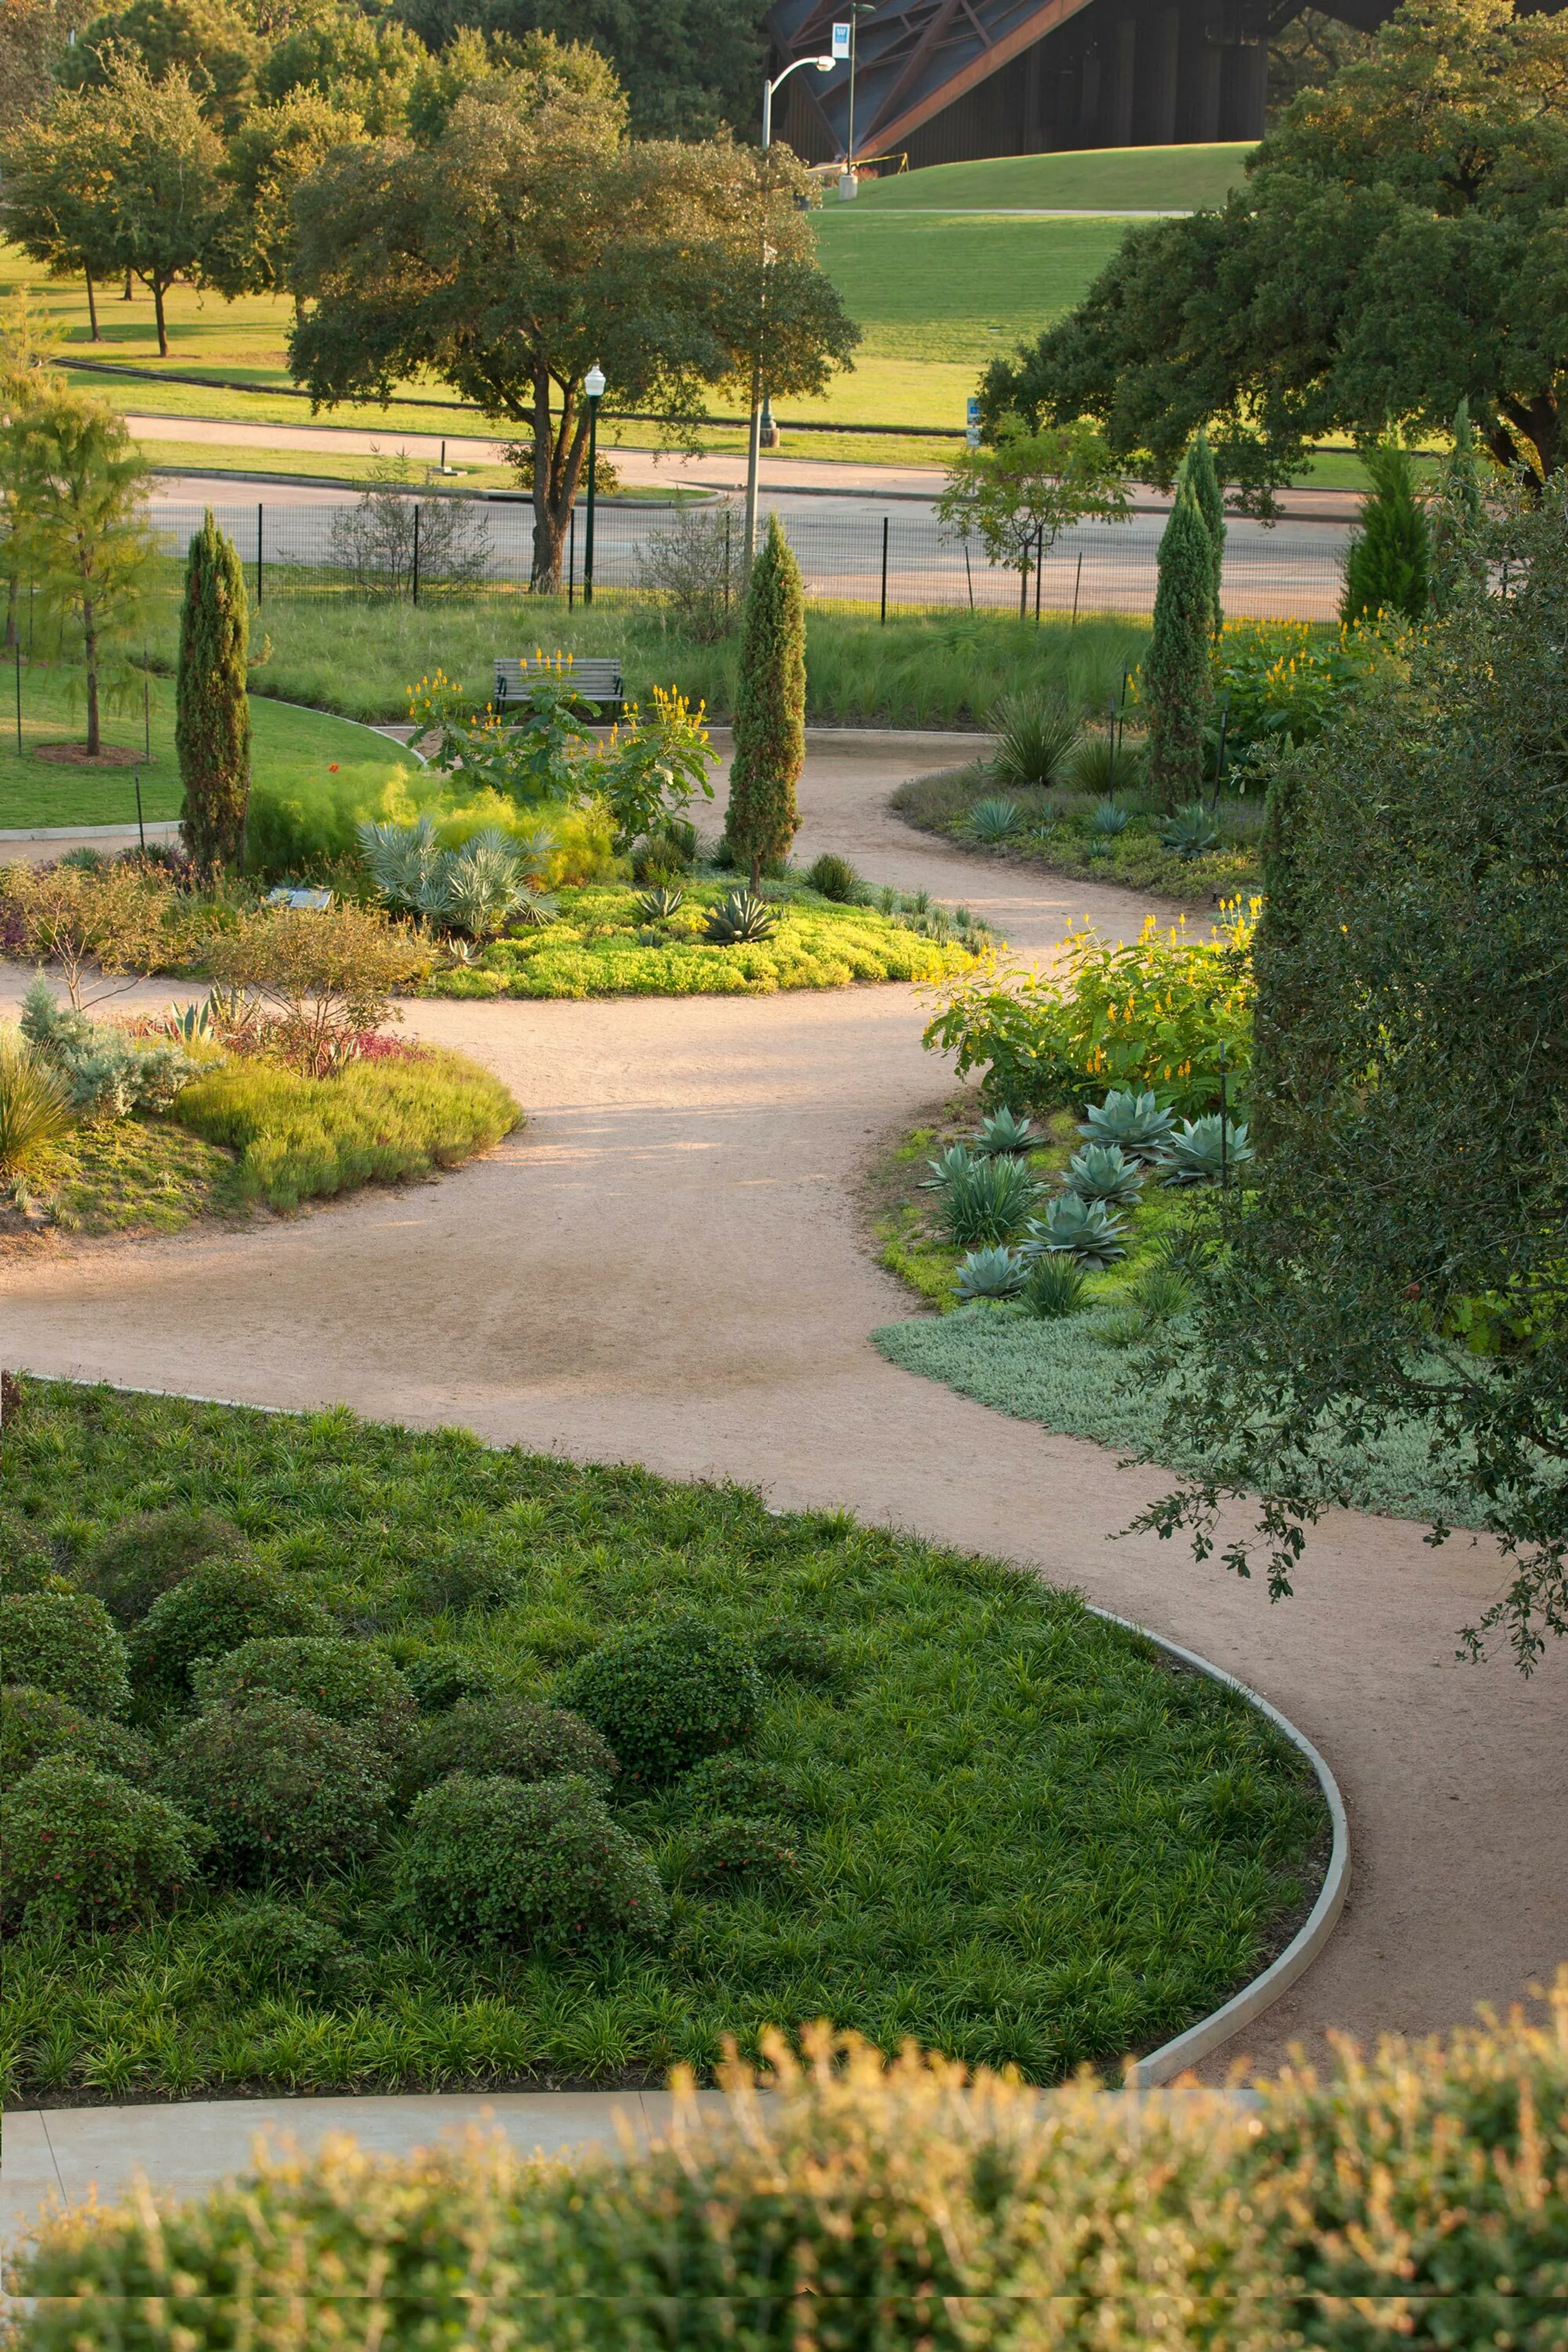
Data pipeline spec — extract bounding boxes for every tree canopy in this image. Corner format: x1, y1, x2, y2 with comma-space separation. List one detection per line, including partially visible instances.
984, 0, 1568, 506
287, 35, 857, 590
1141, 481, 1568, 1669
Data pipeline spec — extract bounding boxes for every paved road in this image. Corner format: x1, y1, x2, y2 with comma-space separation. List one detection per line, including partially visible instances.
3, 733, 1562, 2142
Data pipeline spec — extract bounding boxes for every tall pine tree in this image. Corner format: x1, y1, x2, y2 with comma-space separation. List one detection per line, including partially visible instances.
1179, 428, 1225, 635
1145, 488, 1212, 811
1341, 444, 1430, 625
177, 508, 250, 876
724, 514, 804, 891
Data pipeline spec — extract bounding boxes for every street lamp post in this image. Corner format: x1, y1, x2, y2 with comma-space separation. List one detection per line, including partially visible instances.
582, 363, 605, 606
841, 4, 876, 199
745, 52, 834, 561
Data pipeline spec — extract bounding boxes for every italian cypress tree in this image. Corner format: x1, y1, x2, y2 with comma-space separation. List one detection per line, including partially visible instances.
1144, 488, 1212, 811
177, 508, 251, 877
724, 513, 804, 890
1341, 443, 1431, 626
1178, 428, 1225, 635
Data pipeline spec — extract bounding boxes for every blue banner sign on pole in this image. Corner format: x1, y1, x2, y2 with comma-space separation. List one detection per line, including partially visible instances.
832, 22, 851, 57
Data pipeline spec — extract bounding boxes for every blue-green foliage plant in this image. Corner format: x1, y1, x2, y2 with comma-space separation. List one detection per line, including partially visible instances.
1023, 1193, 1128, 1269
937, 1154, 1042, 1247
1157, 1116, 1254, 1186
1063, 1143, 1145, 1209
954, 1244, 1030, 1301
1079, 1090, 1177, 1161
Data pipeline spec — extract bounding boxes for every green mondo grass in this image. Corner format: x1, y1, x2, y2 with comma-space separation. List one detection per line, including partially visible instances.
0, 1380, 1326, 2104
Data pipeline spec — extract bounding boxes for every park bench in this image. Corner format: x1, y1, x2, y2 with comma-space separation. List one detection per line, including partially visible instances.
493, 654, 626, 722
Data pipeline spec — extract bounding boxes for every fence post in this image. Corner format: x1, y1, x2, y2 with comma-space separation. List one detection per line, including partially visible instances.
411, 503, 421, 607
880, 515, 889, 624
1035, 524, 1044, 624
724, 510, 732, 613
255, 503, 263, 607
964, 539, 974, 612
14, 639, 20, 755
568, 508, 575, 610
1071, 550, 1082, 627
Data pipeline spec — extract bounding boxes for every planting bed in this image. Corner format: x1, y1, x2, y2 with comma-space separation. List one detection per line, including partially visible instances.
0, 1380, 1328, 2103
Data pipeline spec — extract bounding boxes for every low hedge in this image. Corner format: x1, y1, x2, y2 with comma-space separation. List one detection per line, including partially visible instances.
11, 2004, 1567, 2348
561, 1616, 763, 1786
129, 1559, 332, 1701
0, 1591, 131, 1716
192, 1638, 418, 1760
3, 1756, 206, 1932
156, 1694, 394, 1883
402, 1771, 670, 1952
0, 1685, 157, 1791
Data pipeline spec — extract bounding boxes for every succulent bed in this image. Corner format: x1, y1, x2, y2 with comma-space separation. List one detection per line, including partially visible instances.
0, 1379, 1327, 2104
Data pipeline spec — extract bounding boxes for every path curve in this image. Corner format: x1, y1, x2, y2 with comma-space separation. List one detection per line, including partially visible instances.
2, 736, 1563, 2081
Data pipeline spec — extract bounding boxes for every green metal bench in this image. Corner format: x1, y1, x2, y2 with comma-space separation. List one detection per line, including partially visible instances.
493, 655, 626, 721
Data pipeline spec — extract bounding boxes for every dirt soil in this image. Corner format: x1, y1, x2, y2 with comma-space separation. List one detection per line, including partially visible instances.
2, 734, 1563, 2081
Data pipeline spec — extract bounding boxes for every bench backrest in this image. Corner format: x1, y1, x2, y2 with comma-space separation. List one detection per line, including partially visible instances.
494, 656, 623, 695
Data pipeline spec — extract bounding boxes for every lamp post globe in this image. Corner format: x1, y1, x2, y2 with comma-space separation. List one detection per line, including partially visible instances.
582, 365, 606, 607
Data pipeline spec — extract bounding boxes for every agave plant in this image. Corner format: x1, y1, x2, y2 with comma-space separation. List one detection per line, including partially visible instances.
1063, 1142, 1145, 1209
1022, 1192, 1128, 1269
358, 815, 444, 912
1021, 1255, 1088, 1320
1158, 802, 1221, 858
920, 1142, 979, 1193
705, 890, 779, 944
954, 1245, 1029, 1301
635, 885, 685, 923
1089, 799, 1131, 838
1157, 1115, 1255, 1185
159, 998, 215, 1045
988, 691, 1081, 790
938, 1154, 1042, 1248
967, 797, 1022, 843
1079, 1089, 1177, 1161
973, 1107, 1037, 1158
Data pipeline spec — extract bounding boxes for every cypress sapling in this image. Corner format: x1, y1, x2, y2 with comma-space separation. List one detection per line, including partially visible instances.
1178, 428, 1226, 636
1341, 443, 1431, 626
1144, 488, 1213, 811
177, 508, 251, 877
724, 513, 805, 891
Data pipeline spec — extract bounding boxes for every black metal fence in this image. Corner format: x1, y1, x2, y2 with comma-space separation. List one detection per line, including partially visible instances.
151, 496, 1352, 626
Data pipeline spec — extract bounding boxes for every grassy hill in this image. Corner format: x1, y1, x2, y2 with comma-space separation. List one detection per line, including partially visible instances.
849, 143, 1254, 212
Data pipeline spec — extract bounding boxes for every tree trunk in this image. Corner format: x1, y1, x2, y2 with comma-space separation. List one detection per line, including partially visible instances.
83, 599, 100, 757
123, 269, 133, 300
84, 268, 100, 341
528, 367, 592, 594
153, 280, 169, 359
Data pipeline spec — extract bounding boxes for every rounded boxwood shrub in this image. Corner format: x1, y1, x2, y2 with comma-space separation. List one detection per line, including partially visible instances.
1, 1684, 157, 1791
155, 1697, 392, 1883
402, 1772, 668, 1951
684, 1814, 801, 1892
400, 1697, 618, 1804
86, 1508, 246, 1627
129, 1561, 332, 1700
672, 1753, 799, 1821
559, 1617, 763, 1786
3, 1756, 206, 1932
192, 1639, 417, 1760
0, 1592, 131, 1716
405, 1647, 498, 1715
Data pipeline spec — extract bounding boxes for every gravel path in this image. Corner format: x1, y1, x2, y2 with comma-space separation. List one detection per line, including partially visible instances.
2, 737, 1563, 2078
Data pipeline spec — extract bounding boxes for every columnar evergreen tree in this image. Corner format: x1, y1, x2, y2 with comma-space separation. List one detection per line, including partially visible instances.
1341, 443, 1431, 624
1179, 428, 1226, 635
1144, 489, 1212, 811
1428, 399, 1486, 615
723, 513, 804, 891
177, 508, 251, 876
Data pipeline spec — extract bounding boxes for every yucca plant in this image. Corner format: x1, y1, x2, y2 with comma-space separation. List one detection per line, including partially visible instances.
967, 797, 1022, 843
159, 999, 216, 1045
1157, 1114, 1254, 1185
920, 1142, 978, 1193
635, 885, 685, 923
1021, 1255, 1088, 1319
988, 691, 1081, 789
954, 1244, 1029, 1301
704, 890, 778, 944
938, 1154, 1042, 1247
1063, 1142, 1145, 1208
1022, 1192, 1128, 1269
1158, 802, 1221, 858
0, 1030, 72, 1181
1079, 1089, 1177, 1161
973, 1107, 1037, 1158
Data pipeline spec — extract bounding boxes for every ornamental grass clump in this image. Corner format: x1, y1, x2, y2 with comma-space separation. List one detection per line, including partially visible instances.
3, 1756, 206, 1933
561, 1617, 761, 1786
0, 1590, 131, 1716
936, 1152, 1041, 1248
156, 1696, 394, 1883
0, 1028, 71, 1182
401, 1771, 668, 1951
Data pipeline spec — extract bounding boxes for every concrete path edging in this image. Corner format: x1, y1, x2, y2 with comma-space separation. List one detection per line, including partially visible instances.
1104, 1613, 1351, 2087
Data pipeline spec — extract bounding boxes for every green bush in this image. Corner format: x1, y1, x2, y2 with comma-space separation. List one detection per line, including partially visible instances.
684, 1814, 801, 1891
156, 1696, 393, 1883
85, 1507, 247, 1627
192, 1900, 363, 1998
804, 852, 864, 904
3, 1757, 205, 1932
0, 1591, 131, 1716
171, 1050, 520, 1213
128, 1560, 332, 1701
0, 1509, 54, 1594
560, 1617, 763, 1786
400, 1696, 618, 1804
672, 1754, 800, 1820
18, 2000, 1568, 2347
401, 1771, 668, 1952
404, 1646, 498, 1713
192, 1638, 417, 1759
0, 1684, 157, 1791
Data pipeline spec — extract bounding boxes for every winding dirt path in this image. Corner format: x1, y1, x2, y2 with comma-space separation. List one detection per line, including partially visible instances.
3, 736, 1563, 2077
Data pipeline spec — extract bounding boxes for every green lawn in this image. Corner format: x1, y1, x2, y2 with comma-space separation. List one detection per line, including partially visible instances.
851, 144, 1255, 212
0, 1378, 1325, 2100
0, 658, 418, 831
811, 213, 1133, 368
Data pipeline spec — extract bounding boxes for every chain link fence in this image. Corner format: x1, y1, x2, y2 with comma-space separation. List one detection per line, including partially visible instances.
152, 495, 1351, 626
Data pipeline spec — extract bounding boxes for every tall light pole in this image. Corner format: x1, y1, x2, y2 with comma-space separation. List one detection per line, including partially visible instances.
745, 52, 834, 561
841, 3, 876, 199
582, 363, 605, 606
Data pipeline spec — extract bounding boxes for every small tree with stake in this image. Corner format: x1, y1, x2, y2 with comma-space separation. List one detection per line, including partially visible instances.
935, 416, 1127, 618
723, 514, 804, 892
1144, 488, 1213, 811
177, 508, 251, 878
